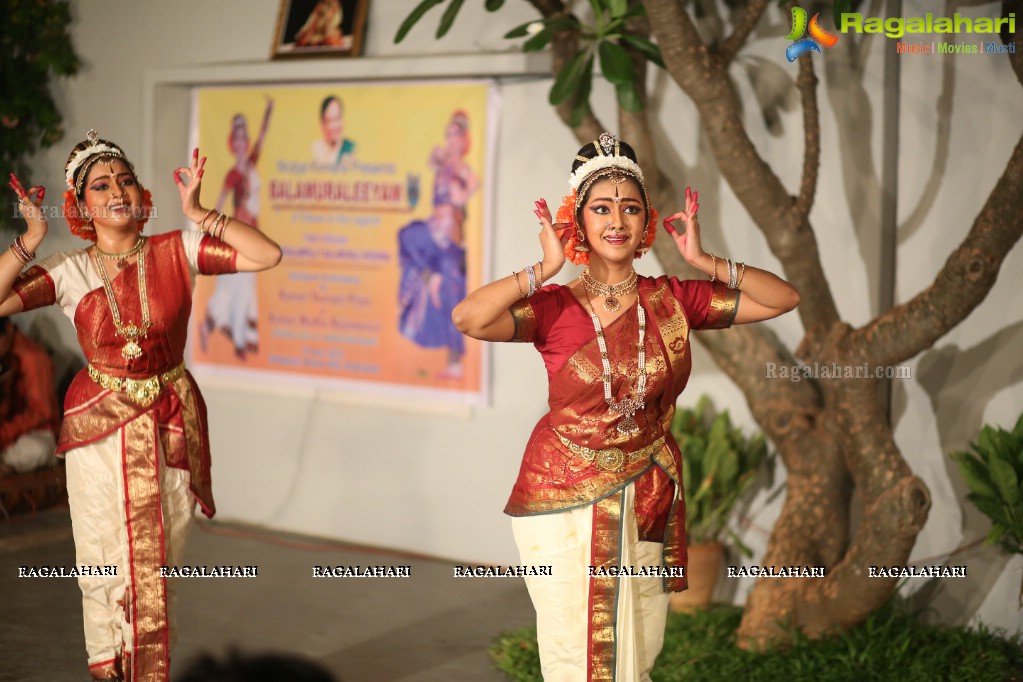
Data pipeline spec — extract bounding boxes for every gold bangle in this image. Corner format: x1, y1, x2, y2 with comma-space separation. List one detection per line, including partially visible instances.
209, 213, 226, 239
536, 261, 544, 288
8, 243, 29, 266
710, 253, 718, 283
512, 270, 527, 299
218, 214, 232, 240
736, 261, 747, 288
197, 209, 216, 232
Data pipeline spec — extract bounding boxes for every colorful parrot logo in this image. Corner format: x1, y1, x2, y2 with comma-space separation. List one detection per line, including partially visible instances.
785, 6, 839, 61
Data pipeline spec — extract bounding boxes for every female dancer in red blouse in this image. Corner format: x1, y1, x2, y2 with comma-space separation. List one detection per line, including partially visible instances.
1, 130, 281, 681
453, 134, 799, 681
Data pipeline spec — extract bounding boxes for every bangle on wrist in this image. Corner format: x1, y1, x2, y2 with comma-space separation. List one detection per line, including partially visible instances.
710, 253, 718, 283
197, 209, 216, 232
512, 270, 527, 299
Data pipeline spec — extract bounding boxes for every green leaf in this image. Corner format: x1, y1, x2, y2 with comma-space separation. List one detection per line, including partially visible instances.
568, 58, 593, 127
394, 0, 445, 43
833, 0, 852, 30
950, 450, 999, 500
485, 0, 504, 10
1013, 413, 1023, 442
986, 523, 1008, 546
598, 40, 633, 84
988, 452, 1021, 506
436, 0, 466, 39
608, 0, 629, 18
549, 50, 592, 106
620, 33, 666, 69
967, 492, 1009, 526
523, 28, 553, 52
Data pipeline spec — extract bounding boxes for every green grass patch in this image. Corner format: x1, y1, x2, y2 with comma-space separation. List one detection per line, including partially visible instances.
490, 599, 1023, 681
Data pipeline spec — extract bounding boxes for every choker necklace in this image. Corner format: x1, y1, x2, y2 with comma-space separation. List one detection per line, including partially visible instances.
587, 300, 647, 436
581, 268, 638, 313
95, 237, 145, 271
93, 237, 151, 360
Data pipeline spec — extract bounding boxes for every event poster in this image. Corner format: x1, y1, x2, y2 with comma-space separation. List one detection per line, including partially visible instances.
188, 81, 495, 404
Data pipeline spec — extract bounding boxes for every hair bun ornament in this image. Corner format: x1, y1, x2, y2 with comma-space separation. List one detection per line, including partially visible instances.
597, 132, 617, 156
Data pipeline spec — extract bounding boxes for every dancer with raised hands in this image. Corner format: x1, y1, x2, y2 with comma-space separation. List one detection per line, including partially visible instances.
452, 133, 799, 681
1, 131, 281, 681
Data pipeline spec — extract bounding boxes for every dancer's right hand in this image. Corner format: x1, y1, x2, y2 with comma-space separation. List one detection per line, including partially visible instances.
533, 197, 568, 280
8, 174, 48, 238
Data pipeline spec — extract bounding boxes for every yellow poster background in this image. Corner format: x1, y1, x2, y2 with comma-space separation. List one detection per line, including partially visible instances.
189, 82, 492, 402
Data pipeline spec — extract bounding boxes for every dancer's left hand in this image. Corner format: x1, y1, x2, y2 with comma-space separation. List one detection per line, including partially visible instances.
661, 186, 703, 265
173, 147, 207, 223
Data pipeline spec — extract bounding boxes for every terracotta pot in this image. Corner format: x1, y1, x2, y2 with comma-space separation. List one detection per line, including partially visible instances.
669, 541, 724, 612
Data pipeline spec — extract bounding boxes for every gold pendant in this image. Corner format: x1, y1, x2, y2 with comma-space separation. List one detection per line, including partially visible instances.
617, 415, 640, 436
122, 340, 143, 360
120, 323, 144, 360
604, 296, 620, 313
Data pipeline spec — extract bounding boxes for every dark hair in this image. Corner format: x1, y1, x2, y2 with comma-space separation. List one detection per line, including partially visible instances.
571, 138, 647, 223
571, 138, 640, 174
320, 95, 344, 119
176, 650, 338, 682
0, 318, 9, 334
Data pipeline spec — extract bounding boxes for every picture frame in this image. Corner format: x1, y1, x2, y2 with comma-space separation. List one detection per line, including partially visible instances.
271, 0, 369, 59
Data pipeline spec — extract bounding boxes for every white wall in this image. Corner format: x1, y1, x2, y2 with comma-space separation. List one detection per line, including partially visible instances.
18, 0, 1022, 632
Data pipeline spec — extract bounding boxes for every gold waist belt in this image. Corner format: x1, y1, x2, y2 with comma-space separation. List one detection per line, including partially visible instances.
88, 362, 186, 408
556, 431, 665, 473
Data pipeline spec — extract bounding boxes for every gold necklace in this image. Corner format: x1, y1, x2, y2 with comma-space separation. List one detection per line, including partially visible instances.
586, 298, 647, 436
581, 268, 638, 313
95, 237, 145, 271
93, 237, 151, 360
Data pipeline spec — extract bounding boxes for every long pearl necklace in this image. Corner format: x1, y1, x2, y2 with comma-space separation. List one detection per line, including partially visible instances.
587, 300, 647, 436
93, 237, 151, 360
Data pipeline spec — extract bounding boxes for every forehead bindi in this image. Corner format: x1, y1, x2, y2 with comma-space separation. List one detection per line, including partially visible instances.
587, 179, 642, 203
86, 160, 132, 184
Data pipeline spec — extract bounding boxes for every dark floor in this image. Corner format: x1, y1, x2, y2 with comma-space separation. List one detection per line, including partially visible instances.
0, 506, 534, 682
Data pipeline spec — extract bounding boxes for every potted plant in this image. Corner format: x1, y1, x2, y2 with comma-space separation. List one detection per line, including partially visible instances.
949, 412, 1023, 606
669, 395, 771, 611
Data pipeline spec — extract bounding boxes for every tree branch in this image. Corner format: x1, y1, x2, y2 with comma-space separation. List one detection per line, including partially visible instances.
792, 54, 819, 222
645, 0, 840, 331
856, 131, 1023, 366
718, 0, 768, 66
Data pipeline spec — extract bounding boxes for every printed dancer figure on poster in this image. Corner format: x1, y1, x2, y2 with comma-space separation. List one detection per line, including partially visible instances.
397, 110, 479, 380
199, 97, 273, 360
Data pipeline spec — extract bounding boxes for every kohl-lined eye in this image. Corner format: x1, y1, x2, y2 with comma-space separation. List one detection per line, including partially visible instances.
623, 205, 642, 215
589, 205, 611, 215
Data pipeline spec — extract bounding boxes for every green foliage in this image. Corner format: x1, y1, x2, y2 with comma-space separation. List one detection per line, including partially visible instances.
490, 599, 1023, 681
0, 0, 79, 234
393, 0, 665, 126
949, 412, 1023, 557
670, 395, 771, 551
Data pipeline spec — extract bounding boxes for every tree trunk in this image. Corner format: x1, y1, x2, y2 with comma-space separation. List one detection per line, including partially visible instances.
520, 0, 1023, 649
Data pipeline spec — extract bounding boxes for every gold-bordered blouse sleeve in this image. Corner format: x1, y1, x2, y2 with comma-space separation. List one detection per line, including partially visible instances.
197, 234, 239, 276
508, 299, 538, 343
12, 265, 57, 312
704, 281, 740, 329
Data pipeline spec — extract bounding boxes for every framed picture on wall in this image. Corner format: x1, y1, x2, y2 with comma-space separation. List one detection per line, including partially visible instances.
272, 0, 369, 58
